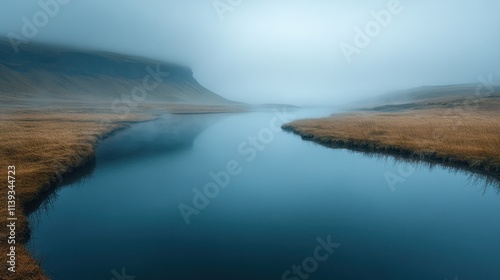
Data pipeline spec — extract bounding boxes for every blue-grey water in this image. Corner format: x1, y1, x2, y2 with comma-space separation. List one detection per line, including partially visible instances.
28, 110, 500, 280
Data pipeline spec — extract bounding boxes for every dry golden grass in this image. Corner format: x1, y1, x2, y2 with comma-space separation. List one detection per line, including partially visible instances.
0, 112, 151, 280
0, 102, 244, 279
283, 107, 500, 177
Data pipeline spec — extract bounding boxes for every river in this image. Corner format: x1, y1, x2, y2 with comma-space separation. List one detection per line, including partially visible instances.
28, 109, 500, 280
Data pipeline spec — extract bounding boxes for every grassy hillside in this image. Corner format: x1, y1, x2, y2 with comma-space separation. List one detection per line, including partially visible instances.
0, 39, 234, 106
351, 84, 500, 111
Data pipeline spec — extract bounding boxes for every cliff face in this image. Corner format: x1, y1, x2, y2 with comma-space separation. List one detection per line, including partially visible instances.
0, 40, 232, 105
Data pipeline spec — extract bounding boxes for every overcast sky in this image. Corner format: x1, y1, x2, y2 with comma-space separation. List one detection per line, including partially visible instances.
1, 0, 499, 105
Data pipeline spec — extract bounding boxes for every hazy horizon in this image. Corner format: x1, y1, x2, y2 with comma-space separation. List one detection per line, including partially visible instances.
1, 0, 499, 105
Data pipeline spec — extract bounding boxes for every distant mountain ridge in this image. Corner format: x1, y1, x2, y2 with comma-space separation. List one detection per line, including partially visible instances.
0, 39, 234, 105
350, 83, 500, 111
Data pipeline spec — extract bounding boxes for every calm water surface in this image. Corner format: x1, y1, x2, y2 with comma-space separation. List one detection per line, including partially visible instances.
28, 110, 500, 280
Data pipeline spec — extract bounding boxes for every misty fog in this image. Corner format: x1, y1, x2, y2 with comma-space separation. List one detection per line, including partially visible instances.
1, 0, 499, 105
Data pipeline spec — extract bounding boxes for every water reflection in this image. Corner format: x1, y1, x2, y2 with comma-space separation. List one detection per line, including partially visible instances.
288, 133, 500, 193
29, 114, 227, 235
97, 113, 229, 164
25, 157, 97, 240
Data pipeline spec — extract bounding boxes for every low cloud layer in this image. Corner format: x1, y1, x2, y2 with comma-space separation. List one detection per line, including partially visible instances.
1, 0, 499, 105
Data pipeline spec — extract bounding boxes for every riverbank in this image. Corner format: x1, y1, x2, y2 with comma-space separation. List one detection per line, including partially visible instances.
283, 104, 500, 182
0, 104, 244, 280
